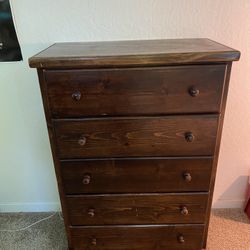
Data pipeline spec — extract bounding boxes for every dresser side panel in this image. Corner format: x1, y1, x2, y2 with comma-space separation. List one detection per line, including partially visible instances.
37, 69, 73, 248
202, 62, 232, 248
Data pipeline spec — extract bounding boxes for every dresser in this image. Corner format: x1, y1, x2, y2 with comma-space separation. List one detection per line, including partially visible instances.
29, 39, 240, 250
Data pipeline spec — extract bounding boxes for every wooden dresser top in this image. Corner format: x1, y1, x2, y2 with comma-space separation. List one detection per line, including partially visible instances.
29, 38, 240, 69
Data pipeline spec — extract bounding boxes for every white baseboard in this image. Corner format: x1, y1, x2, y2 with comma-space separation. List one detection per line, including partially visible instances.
0, 202, 61, 212
212, 199, 245, 209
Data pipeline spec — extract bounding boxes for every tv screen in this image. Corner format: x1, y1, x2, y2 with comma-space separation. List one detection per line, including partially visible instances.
0, 0, 22, 61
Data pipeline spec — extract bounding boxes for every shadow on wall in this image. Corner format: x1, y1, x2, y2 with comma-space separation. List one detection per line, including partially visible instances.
212, 208, 249, 225
213, 175, 248, 209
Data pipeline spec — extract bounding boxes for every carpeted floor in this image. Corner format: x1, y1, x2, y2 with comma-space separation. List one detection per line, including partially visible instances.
0, 209, 249, 250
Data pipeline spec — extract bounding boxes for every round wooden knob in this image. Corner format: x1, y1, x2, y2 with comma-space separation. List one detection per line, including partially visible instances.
87, 208, 95, 217
189, 87, 199, 97
178, 235, 185, 244
78, 136, 87, 146
183, 172, 192, 182
185, 132, 194, 142
180, 206, 189, 215
91, 238, 97, 246
72, 91, 81, 101
82, 174, 91, 185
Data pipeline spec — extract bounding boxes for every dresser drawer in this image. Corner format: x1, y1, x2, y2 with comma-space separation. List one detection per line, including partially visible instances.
54, 115, 218, 158
67, 193, 207, 225
71, 224, 204, 250
61, 157, 212, 194
45, 65, 226, 118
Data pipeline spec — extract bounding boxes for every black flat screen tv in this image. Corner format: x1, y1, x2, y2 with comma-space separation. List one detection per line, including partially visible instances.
0, 0, 22, 61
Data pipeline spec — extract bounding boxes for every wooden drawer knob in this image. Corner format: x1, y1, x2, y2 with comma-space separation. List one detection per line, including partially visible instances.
183, 172, 192, 182
180, 206, 189, 215
78, 136, 87, 146
87, 208, 95, 217
189, 87, 199, 97
91, 238, 97, 246
72, 91, 81, 101
82, 174, 91, 185
185, 132, 194, 142
178, 235, 185, 243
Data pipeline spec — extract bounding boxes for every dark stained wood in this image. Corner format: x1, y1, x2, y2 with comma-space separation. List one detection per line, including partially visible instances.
71, 224, 204, 250
61, 157, 213, 194
28, 38, 240, 69
29, 39, 240, 250
202, 63, 233, 248
45, 65, 226, 117
36, 70, 73, 249
66, 193, 208, 225
54, 115, 218, 158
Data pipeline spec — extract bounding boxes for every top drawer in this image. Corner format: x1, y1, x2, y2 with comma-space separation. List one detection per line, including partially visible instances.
44, 65, 226, 118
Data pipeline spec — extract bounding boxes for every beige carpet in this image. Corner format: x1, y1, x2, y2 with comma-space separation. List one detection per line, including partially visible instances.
0, 209, 249, 250
207, 209, 250, 250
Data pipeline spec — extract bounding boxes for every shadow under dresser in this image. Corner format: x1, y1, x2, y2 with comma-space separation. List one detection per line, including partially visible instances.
29, 38, 240, 250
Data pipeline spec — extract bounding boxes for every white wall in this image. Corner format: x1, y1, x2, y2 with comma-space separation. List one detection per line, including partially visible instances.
0, 0, 249, 212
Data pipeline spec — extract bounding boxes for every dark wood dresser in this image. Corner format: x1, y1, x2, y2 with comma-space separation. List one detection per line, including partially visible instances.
29, 39, 240, 250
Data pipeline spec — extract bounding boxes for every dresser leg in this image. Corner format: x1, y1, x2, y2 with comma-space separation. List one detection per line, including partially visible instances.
202, 238, 207, 249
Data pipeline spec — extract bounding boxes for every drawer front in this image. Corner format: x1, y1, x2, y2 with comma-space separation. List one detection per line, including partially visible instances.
61, 157, 213, 194
45, 65, 226, 117
54, 115, 218, 158
71, 225, 204, 250
67, 193, 208, 225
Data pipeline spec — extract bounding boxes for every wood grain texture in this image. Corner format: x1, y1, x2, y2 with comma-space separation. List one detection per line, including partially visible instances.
54, 115, 218, 158
66, 193, 208, 225
45, 65, 226, 117
202, 63, 232, 248
29, 39, 239, 250
61, 157, 213, 194
28, 38, 240, 69
71, 224, 204, 250
36, 70, 73, 248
